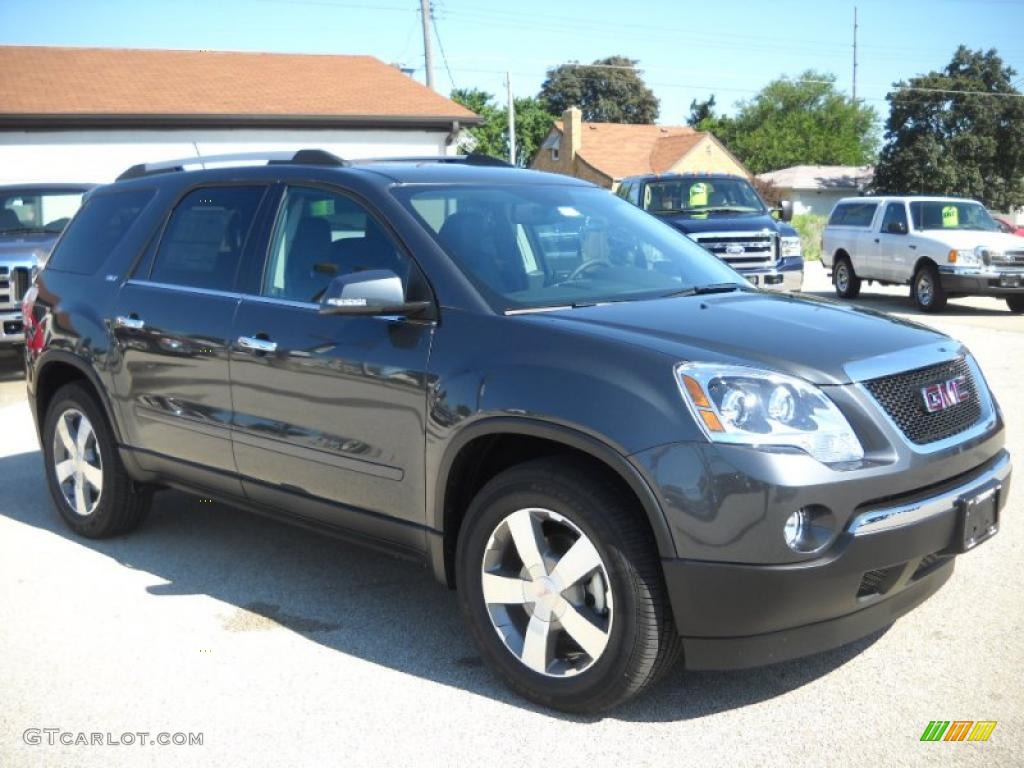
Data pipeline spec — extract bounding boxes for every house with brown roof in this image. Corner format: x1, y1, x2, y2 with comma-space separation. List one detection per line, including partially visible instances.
531, 107, 750, 189
0, 46, 479, 184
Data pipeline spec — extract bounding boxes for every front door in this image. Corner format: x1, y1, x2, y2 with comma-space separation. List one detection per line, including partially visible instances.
875, 201, 911, 281
229, 184, 434, 544
112, 184, 269, 494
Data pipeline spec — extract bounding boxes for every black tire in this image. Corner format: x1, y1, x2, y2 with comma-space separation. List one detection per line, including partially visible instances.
42, 382, 151, 538
1006, 296, 1024, 314
833, 256, 861, 299
912, 262, 947, 312
456, 456, 681, 713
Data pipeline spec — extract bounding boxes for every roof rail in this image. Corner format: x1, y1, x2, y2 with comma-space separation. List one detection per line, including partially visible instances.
354, 153, 513, 168
115, 148, 348, 181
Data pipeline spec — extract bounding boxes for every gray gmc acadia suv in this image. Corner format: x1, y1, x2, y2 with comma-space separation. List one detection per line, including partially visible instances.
23, 151, 1011, 713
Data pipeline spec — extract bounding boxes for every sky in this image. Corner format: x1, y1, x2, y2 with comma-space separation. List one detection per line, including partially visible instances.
2, 0, 1023, 124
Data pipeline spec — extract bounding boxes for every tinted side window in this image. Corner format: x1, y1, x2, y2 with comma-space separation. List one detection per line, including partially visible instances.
46, 189, 154, 275
626, 183, 641, 206
881, 202, 908, 232
832, 202, 877, 227
263, 186, 411, 303
150, 186, 265, 291
828, 204, 848, 225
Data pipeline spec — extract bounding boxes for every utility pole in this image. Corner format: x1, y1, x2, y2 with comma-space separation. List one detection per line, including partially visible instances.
852, 5, 858, 102
506, 71, 516, 166
420, 0, 435, 91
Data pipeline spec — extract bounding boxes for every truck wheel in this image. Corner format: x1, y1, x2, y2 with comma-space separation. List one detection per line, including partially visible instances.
912, 262, 947, 312
456, 457, 681, 713
1006, 296, 1024, 314
833, 257, 861, 299
42, 382, 152, 538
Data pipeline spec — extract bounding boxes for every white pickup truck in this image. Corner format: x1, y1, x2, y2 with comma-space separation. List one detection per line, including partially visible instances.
822, 195, 1024, 313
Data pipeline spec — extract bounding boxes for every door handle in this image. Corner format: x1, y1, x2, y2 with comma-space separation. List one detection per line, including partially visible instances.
873, 238, 880, 243
237, 335, 278, 353
115, 314, 145, 330
909, 244, 917, 249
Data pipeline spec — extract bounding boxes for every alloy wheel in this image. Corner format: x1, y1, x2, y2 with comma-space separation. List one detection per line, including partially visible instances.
52, 408, 103, 516
916, 272, 934, 307
480, 507, 613, 678
836, 263, 850, 293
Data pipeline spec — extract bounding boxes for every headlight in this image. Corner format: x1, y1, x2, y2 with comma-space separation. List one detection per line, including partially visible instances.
946, 249, 995, 270
675, 363, 864, 463
779, 235, 802, 258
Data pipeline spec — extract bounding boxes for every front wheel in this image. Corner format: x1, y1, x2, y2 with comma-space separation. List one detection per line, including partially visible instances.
456, 457, 681, 713
1006, 296, 1024, 314
912, 262, 947, 312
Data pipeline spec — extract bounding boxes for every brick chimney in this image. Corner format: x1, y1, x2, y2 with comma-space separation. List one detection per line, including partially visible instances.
562, 106, 582, 171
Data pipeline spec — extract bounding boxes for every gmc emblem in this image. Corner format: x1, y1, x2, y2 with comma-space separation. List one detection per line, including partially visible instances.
921, 376, 969, 413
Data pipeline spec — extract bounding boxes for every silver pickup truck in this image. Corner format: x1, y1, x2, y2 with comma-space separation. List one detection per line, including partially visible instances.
822, 195, 1024, 313
1, 184, 92, 346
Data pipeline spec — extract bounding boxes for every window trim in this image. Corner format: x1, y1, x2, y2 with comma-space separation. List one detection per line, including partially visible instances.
145, 181, 271, 291
256, 180, 437, 310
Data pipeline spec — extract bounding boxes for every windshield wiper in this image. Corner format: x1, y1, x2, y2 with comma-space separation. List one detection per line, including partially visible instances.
663, 282, 747, 298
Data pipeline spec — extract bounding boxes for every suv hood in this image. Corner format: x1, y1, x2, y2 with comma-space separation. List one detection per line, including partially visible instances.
530, 291, 950, 385
655, 212, 796, 237
0, 232, 56, 264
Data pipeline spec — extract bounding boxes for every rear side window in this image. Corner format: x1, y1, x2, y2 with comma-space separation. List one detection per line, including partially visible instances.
150, 186, 265, 291
46, 189, 154, 275
828, 202, 877, 227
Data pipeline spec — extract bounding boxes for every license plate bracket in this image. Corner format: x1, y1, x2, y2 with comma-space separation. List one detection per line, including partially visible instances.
999, 275, 1021, 287
955, 482, 1000, 552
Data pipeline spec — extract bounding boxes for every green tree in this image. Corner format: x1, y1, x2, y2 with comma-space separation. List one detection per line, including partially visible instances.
539, 56, 659, 123
873, 47, 1024, 210
700, 72, 877, 174
686, 95, 717, 127
450, 89, 556, 166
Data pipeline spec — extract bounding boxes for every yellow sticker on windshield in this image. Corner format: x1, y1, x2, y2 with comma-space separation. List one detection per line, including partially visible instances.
689, 182, 709, 207
941, 205, 959, 228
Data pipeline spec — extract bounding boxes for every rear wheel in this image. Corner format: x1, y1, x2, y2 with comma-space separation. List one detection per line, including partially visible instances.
1006, 296, 1024, 314
42, 383, 151, 538
833, 256, 861, 299
456, 457, 681, 713
912, 262, 947, 312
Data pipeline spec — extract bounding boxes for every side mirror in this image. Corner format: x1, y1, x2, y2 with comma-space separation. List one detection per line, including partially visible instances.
318, 269, 432, 318
777, 200, 794, 222
886, 221, 908, 235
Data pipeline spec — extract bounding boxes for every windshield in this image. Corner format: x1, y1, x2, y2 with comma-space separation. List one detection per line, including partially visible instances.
394, 184, 747, 312
0, 189, 87, 234
909, 201, 999, 232
643, 177, 767, 217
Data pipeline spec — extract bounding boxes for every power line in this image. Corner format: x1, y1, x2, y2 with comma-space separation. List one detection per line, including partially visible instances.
431, 1, 457, 91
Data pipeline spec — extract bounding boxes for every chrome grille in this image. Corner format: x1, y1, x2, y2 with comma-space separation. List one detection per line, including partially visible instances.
690, 232, 776, 268
864, 357, 982, 445
993, 249, 1024, 267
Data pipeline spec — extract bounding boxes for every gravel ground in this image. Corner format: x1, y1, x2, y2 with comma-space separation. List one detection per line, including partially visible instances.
1, 264, 1021, 767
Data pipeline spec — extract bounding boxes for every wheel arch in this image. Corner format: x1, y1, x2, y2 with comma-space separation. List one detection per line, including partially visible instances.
429, 417, 675, 587
33, 352, 123, 445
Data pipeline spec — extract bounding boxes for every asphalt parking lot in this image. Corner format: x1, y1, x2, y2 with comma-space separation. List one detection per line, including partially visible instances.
1, 264, 1021, 767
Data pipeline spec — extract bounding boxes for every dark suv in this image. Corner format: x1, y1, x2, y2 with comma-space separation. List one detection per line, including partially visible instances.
24, 151, 1010, 713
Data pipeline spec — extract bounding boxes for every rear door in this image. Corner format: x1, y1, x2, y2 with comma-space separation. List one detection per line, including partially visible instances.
112, 183, 270, 494
228, 183, 434, 544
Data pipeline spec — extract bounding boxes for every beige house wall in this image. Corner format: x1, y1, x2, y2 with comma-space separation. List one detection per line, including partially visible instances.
667, 136, 748, 177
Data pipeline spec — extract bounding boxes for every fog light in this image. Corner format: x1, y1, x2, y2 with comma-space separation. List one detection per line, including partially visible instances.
783, 505, 836, 553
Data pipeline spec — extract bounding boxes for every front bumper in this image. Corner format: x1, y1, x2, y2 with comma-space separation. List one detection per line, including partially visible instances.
738, 257, 804, 292
658, 450, 1010, 669
0, 310, 24, 345
938, 266, 1024, 296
